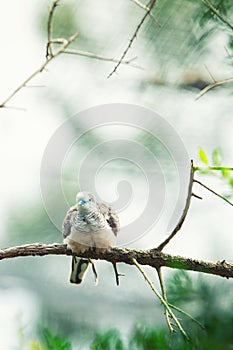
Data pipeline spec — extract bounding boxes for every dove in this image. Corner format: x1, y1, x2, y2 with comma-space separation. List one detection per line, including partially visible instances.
62, 191, 119, 284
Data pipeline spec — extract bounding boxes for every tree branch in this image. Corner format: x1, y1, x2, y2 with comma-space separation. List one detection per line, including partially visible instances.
156, 267, 174, 334
63, 48, 142, 69
0, 0, 142, 108
0, 243, 232, 278
46, 0, 60, 58
133, 258, 188, 339
130, 0, 159, 25
201, 0, 233, 31
108, 0, 157, 78
194, 179, 233, 207
196, 77, 233, 100
157, 160, 194, 251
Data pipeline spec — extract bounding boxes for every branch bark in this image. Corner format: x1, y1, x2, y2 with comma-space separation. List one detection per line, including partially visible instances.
157, 160, 194, 251
0, 243, 232, 279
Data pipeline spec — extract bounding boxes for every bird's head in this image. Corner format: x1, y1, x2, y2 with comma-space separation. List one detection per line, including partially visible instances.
76, 191, 96, 214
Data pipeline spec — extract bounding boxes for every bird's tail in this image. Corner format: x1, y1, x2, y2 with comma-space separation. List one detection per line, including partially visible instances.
70, 256, 90, 284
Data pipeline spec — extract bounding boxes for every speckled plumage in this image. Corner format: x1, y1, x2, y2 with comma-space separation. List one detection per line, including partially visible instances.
62, 191, 119, 284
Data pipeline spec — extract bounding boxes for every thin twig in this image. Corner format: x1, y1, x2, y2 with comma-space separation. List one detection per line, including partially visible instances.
89, 259, 98, 285
201, 0, 233, 31
111, 262, 125, 286
108, 0, 157, 78
196, 77, 233, 100
192, 193, 203, 200
194, 179, 233, 207
46, 0, 60, 58
169, 303, 205, 330
194, 166, 233, 172
0, 32, 78, 108
63, 49, 143, 69
156, 267, 174, 334
157, 160, 194, 251
133, 258, 189, 339
204, 64, 216, 83
131, 0, 159, 25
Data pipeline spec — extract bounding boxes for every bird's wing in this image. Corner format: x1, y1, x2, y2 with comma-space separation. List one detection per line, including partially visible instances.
98, 202, 120, 236
62, 205, 77, 239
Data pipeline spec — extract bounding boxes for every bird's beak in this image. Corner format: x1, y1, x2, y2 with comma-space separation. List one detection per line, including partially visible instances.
78, 199, 86, 206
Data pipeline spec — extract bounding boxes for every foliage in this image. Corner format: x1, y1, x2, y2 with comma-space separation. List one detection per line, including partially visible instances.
91, 329, 124, 350
196, 147, 233, 198
23, 272, 233, 350
42, 328, 72, 350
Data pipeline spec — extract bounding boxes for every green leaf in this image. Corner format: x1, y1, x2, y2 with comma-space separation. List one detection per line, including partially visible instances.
212, 148, 222, 166
42, 329, 72, 350
91, 329, 124, 350
228, 177, 233, 188
221, 168, 229, 178
199, 148, 209, 164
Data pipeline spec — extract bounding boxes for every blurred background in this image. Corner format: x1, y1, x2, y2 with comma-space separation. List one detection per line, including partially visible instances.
0, 0, 233, 349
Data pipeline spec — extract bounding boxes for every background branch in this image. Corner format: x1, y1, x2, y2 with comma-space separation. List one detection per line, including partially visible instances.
201, 0, 233, 31
108, 0, 157, 78
0, 243, 232, 278
196, 77, 233, 100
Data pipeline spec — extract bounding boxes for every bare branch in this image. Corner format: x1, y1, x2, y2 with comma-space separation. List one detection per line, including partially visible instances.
63, 48, 143, 69
194, 179, 233, 207
0, 32, 78, 108
130, 0, 159, 25
156, 268, 174, 334
133, 258, 188, 339
111, 262, 124, 286
196, 77, 233, 100
157, 160, 194, 251
195, 0, 233, 100
46, 0, 60, 58
169, 303, 205, 330
201, 0, 233, 31
192, 193, 203, 200
0, 243, 232, 278
108, 0, 157, 78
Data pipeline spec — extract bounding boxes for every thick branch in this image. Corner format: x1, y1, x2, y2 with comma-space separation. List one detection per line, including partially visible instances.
0, 243, 232, 278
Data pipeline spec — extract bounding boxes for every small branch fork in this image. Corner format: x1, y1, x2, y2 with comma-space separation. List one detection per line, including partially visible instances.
0, 0, 139, 109
196, 77, 233, 100
196, 0, 233, 99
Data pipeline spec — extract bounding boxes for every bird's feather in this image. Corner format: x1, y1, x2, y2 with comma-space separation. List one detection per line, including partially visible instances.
62, 195, 119, 285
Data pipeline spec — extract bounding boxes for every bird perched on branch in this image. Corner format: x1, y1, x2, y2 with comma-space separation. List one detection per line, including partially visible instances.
62, 191, 119, 284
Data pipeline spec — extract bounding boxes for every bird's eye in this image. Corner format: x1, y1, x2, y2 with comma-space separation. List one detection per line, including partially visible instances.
88, 198, 92, 202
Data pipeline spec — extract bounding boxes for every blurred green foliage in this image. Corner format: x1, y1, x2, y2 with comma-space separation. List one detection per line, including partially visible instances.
91, 329, 124, 350
42, 328, 72, 350
196, 147, 233, 198
5, 203, 60, 246
24, 271, 233, 350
